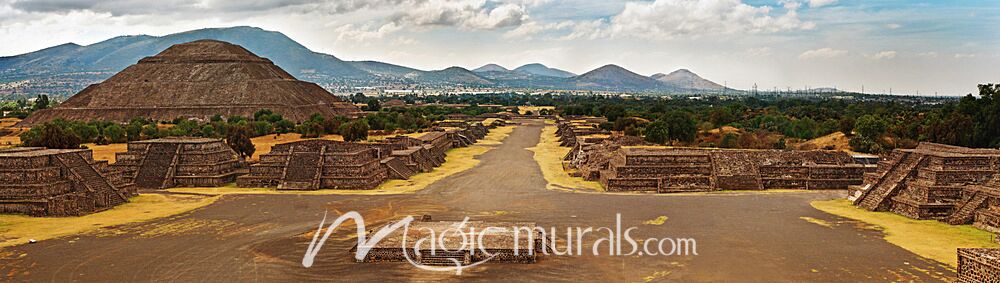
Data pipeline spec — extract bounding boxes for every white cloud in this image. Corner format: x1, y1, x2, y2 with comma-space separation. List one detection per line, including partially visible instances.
870, 50, 897, 60
746, 47, 772, 57
885, 23, 901, 29
808, 0, 838, 8
389, 0, 527, 30
503, 20, 572, 39
917, 52, 939, 58
799, 48, 847, 59
334, 22, 401, 41
603, 0, 815, 40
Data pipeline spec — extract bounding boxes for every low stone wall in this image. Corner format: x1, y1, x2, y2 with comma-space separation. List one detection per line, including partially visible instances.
958, 248, 1000, 283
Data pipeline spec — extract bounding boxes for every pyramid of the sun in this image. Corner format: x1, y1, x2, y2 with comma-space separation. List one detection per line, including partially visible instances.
18, 39, 360, 126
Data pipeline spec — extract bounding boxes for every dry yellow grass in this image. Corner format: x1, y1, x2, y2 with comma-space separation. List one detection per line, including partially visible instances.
527, 125, 604, 192
82, 143, 128, 162
0, 193, 219, 248
643, 216, 669, 225
796, 131, 851, 151
812, 199, 999, 267
0, 117, 24, 148
375, 145, 491, 192
517, 106, 554, 115
477, 126, 514, 145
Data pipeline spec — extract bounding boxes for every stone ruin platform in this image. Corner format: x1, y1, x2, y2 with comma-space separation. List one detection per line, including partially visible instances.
555, 117, 868, 193
0, 147, 136, 216
556, 119, 610, 147
237, 139, 390, 190
590, 147, 866, 193
112, 137, 246, 189
435, 120, 489, 147
238, 124, 492, 190
959, 248, 1000, 283
851, 143, 1000, 231
357, 217, 543, 265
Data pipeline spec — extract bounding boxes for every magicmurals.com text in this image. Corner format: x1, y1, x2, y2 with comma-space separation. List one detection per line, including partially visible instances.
302, 212, 697, 274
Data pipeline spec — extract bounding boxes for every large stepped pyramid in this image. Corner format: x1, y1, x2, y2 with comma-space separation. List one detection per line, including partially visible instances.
18, 39, 360, 126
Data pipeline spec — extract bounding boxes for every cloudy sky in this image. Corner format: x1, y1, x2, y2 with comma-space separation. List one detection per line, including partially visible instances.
1, 0, 997, 95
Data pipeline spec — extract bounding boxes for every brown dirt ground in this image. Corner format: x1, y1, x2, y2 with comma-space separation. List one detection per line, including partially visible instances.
0, 120, 955, 282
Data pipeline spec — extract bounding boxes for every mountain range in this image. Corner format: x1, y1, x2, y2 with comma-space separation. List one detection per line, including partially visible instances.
0, 26, 731, 99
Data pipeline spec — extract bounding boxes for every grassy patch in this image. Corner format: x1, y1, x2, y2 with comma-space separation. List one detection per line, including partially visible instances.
477, 126, 515, 145
517, 106, 554, 115
375, 145, 491, 192
812, 199, 999, 267
0, 117, 24, 149
527, 125, 604, 192
82, 143, 128, 162
0, 193, 218, 248
643, 216, 669, 225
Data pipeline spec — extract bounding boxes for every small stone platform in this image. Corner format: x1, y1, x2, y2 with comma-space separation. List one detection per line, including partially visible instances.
112, 137, 246, 189
0, 147, 136, 216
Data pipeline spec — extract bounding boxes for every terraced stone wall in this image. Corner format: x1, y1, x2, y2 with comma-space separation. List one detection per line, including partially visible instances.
0, 148, 136, 216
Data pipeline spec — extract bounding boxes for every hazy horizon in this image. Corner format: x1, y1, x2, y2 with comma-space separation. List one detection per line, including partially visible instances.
1, 0, 997, 95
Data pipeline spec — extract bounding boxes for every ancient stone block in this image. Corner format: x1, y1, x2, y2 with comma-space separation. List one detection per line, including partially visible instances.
0, 147, 136, 216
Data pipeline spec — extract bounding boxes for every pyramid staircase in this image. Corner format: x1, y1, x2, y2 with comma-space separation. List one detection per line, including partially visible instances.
55, 152, 128, 203
279, 146, 322, 190
855, 152, 924, 211
946, 192, 990, 225
382, 157, 416, 180
134, 143, 179, 189
948, 174, 1000, 225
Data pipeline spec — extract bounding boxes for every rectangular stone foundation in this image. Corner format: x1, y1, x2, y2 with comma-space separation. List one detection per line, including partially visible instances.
0, 148, 136, 216
112, 137, 246, 189
959, 248, 1000, 283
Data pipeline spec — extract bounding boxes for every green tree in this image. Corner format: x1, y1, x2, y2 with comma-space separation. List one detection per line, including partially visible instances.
854, 115, 888, 140
251, 121, 273, 137
200, 124, 216, 137
141, 124, 159, 139
644, 120, 670, 145
70, 123, 100, 142
720, 133, 739, 148
274, 119, 295, 134
32, 95, 50, 110
662, 111, 697, 143
851, 114, 889, 153
21, 123, 81, 149
367, 99, 381, 112
838, 116, 855, 136
340, 120, 370, 142
226, 123, 255, 159
104, 124, 127, 143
